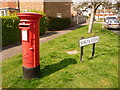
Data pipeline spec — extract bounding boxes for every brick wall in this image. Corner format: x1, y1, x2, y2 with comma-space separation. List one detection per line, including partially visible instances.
0, 1, 73, 19
20, 2, 44, 12
0, 2, 17, 8
44, 2, 72, 18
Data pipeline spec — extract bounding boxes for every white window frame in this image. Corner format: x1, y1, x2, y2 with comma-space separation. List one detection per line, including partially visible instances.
22, 10, 28, 12
0, 10, 7, 16
57, 13, 62, 18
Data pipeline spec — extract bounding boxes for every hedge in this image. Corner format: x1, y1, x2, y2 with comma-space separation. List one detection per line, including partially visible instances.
2, 16, 20, 47
2, 13, 71, 46
2, 12, 48, 47
26, 10, 48, 35
40, 15, 48, 35
48, 17, 71, 31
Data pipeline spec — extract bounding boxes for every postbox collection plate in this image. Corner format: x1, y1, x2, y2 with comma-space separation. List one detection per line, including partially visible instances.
22, 30, 28, 41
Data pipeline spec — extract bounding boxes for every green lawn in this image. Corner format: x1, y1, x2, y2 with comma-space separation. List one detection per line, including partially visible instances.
96, 20, 103, 22
2, 23, 118, 88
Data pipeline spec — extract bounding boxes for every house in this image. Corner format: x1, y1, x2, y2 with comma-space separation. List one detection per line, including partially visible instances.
0, 0, 83, 24
95, 9, 116, 20
0, 1, 74, 18
19, 1, 75, 19
0, 1, 19, 16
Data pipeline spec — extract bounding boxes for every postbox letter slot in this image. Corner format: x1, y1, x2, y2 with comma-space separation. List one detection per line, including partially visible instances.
20, 25, 29, 27
22, 30, 28, 41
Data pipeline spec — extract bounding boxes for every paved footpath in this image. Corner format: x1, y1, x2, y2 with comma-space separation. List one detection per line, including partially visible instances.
1, 23, 88, 61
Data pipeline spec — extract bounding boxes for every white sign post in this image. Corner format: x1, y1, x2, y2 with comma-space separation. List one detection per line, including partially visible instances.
79, 36, 99, 61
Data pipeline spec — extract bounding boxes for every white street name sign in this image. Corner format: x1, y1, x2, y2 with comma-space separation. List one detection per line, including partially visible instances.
80, 36, 99, 47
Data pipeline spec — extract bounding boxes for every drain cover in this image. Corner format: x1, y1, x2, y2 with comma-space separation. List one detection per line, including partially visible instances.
66, 50, 78, 55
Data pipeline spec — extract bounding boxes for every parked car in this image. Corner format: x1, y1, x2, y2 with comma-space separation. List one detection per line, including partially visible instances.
105, 16, 118, 22
103, 19, 120, 29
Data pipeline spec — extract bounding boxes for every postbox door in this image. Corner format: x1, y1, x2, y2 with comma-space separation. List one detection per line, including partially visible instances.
19, 23, 35, 67
31, 22, 40, 67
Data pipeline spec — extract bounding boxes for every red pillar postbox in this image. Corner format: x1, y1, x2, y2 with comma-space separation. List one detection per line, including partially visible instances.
17, 12, 42, 79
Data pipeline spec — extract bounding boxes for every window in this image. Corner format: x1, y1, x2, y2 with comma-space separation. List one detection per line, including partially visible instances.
1, 11, 5, 16
57, 13, 62, 18
106, 17, 117, 19
22, 10, 28, 12
0, 10, 7, 16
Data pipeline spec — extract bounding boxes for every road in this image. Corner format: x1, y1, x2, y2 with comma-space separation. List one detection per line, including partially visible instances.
109, 29, 120, 35
95, 22, 120, 34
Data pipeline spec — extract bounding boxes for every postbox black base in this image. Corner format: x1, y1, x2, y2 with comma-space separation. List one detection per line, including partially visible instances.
22, 65, 40, 79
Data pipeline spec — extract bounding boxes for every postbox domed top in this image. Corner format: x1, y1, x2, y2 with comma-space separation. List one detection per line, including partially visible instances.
17, 12, 42, 16
17, 12, 42, 21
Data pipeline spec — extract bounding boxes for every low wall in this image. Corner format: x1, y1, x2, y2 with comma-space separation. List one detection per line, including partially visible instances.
71, 16, 86, 25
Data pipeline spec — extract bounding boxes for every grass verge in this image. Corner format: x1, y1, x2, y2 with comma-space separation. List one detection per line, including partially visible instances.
2, 23, 118, 88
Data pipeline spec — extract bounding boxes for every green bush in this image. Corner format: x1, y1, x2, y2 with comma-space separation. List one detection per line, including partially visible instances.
26, 10, 48, 35
2, 16, 20, 47
2, 12, 48, 47
48, 17, 71, 31
2, 12, 71, 46
40, 15, 48, 35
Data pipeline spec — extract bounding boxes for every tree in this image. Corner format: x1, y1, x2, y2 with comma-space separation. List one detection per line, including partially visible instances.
74, 0, 113, 33
72, 3, 82, 15
100, 2, 113, 24
114, 0, 120, 15
88, 2, 101, 33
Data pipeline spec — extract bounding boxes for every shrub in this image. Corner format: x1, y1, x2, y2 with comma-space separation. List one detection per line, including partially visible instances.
2, 11, 48, 46
47, 17, 71, 31
26, 10, 48, 35
2, 16, 20, 47
40, 15, 48, 35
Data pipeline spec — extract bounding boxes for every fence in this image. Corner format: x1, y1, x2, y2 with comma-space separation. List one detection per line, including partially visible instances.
71, 16, 86, 25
